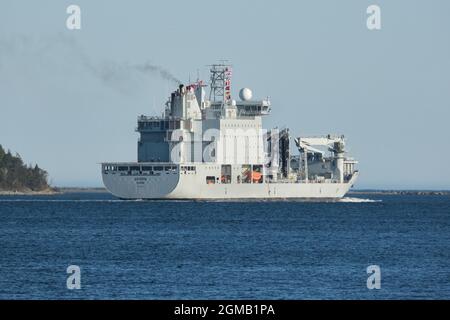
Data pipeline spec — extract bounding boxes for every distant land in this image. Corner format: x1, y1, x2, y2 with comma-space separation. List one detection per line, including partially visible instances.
349, 190, 450, 196
0, 145, 55, 195
56, 187, 107, 193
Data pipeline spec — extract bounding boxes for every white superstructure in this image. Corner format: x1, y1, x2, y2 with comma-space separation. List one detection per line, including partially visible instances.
102, 64, 359, 200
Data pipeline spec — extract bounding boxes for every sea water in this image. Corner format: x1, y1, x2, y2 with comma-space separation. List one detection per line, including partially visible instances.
0, 192, 449, 299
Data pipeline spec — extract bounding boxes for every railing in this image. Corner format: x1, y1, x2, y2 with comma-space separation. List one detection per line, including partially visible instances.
138, 115, 163, 121
102, 163, 178, 176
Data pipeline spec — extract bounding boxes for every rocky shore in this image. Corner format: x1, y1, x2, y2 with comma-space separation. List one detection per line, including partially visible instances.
0, 188, 59, 195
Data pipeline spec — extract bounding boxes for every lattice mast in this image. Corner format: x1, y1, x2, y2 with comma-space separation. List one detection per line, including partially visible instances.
209, 63, 233, 103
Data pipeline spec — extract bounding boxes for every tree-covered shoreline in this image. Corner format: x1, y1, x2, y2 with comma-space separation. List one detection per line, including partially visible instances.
0, 145, 51, 192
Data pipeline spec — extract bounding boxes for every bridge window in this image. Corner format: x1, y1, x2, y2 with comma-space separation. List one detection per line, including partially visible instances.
206, 176, 216, 184
103, 165, 118, 173
154, 166, 164, 171
164, 166, 177, 173
164, 165, 177, 173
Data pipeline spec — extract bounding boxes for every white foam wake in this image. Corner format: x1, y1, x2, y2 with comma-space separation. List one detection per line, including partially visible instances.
339, 197, 381, 203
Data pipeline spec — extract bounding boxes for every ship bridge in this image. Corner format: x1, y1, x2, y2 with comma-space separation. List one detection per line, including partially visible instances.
210, 99, 271, 117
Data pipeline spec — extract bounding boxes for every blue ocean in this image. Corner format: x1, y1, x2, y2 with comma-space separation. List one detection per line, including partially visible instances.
0, 192, 449, 299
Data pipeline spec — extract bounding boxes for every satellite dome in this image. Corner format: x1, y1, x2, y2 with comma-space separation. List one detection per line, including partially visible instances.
239, 88, 253, 101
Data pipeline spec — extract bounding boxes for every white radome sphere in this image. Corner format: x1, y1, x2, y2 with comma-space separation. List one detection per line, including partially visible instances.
239, 88, 253, 101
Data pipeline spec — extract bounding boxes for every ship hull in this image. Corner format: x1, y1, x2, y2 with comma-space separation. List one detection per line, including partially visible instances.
102, 163, 358, 200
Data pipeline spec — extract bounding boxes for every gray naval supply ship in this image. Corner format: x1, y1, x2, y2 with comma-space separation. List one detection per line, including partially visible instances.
102, 64, 359, 200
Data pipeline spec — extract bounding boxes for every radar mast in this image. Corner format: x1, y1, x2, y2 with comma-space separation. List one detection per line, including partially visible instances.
208, 62, 232, 103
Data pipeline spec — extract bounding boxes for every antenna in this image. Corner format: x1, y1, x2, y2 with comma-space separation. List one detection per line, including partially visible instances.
208, 62, 232, 103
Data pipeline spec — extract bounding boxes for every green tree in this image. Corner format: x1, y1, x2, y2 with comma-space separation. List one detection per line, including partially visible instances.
0, 145, 50, 191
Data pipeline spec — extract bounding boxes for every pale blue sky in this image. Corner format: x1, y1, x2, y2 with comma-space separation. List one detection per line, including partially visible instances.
1, 0, 449, 189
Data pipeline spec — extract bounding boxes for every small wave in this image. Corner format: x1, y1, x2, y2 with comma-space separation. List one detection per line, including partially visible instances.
339, 197, 381, 203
